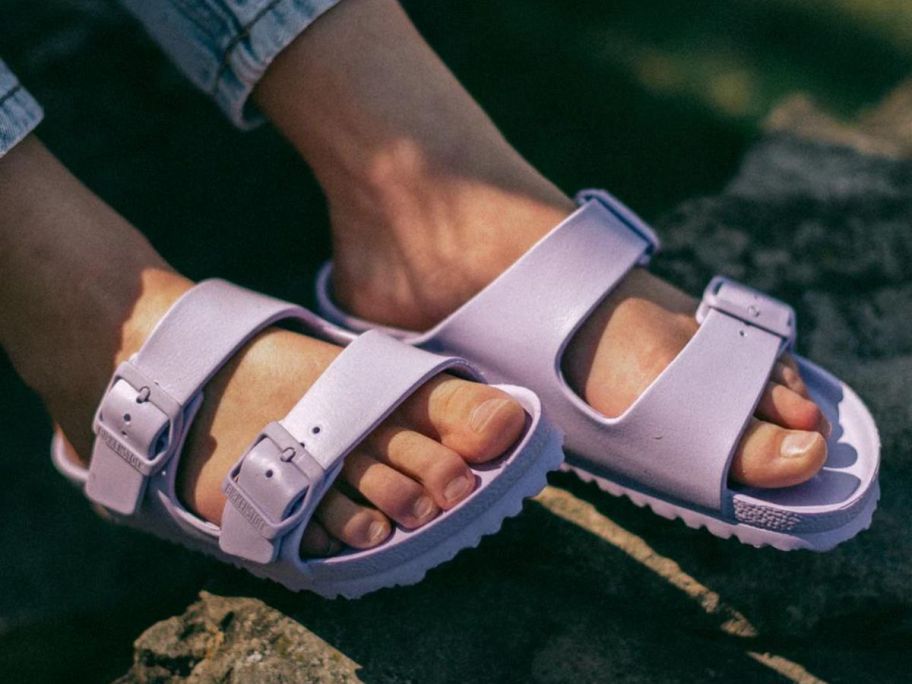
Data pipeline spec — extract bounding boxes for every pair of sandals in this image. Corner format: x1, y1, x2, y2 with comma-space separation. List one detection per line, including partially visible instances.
53, 190, 880, 598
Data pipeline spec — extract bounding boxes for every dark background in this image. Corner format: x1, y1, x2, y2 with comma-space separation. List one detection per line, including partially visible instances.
1, 1, 910, 681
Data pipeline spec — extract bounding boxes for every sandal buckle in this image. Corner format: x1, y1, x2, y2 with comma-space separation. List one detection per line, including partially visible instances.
86, 361, 185, 515
697, 276, 796, 346
219, 422, 334, 563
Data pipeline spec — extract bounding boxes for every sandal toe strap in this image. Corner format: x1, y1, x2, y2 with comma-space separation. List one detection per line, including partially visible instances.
218, 330, 478, 564
610, 276, 797, 512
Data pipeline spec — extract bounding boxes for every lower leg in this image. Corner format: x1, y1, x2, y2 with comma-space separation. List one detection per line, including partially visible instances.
254, 0, 828, 488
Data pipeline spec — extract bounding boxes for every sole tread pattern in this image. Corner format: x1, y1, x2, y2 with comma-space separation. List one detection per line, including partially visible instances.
562, 463, 879, 552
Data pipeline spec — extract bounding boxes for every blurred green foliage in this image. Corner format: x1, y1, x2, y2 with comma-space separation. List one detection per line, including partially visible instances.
405, 0, 912, 217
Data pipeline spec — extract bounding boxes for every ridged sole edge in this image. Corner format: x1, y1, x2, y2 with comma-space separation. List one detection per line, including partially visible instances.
561, 462, 879, 552
50, 413, 565, 599
315, 423, 564, 598
102, 422, 564, 599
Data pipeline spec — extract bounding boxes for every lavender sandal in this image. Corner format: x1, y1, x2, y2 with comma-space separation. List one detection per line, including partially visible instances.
315, 190, 881, 551
50, 280, 562, 597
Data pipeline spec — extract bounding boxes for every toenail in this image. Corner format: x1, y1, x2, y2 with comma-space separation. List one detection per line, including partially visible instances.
368, 520, 389, 544
470, 398, 510, 434
412, 495, 435, 520
820, 416, 833, 439
780, 432, 818, 458
444, 475, 473, 504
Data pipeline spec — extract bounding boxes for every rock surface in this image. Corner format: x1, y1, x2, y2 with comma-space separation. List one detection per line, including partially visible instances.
116, 592, 359, 684
115, 89, 912, 684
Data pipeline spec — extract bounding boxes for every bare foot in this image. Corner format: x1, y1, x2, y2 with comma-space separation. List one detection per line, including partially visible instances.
62, 270, 527, 556
0, 136, 526, 558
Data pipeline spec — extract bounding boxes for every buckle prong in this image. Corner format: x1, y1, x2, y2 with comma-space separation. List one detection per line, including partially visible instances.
221, 422, 327, 544
697, 276, 796, 346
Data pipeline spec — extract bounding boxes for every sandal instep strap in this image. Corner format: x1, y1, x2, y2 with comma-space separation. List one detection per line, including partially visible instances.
86, 279, 314, 516
218, 329, 478, 564
427, 191, 659, 376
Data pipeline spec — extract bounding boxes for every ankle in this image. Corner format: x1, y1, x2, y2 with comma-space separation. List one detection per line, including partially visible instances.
253, 0, 574, 327
35, 266, 192, 459
327, 143, 575, 329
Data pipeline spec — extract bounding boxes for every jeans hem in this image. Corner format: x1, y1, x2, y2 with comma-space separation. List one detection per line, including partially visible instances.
213, 0, 343, 129
0, 77, 44, 159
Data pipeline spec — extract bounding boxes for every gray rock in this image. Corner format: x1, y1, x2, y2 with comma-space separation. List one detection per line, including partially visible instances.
115, 592, 359, 684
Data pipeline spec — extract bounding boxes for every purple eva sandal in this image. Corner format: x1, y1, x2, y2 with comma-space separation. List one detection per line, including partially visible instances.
50, 280, 563, 597
315, 190, 881, 551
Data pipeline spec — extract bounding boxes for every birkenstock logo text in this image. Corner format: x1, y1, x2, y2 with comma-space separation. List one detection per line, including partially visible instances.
98, 426, 145, 471
224, 482, 267, 532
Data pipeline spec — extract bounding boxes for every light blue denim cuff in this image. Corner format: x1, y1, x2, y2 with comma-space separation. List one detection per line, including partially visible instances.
121, 0, 343, 130
0, 60, 44, 159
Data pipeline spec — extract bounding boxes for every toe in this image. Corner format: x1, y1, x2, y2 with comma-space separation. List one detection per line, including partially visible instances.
368, 424, 476, 509
756, 382, 829, 434
771, 360, 809, 398
397, 375, 526, 463
729, 418, 828, 488
299, 521, 341, 558
340, 449, 440, 528
316, 488, 392, 549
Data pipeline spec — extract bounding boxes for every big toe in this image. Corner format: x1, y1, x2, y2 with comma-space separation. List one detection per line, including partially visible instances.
398, 375, 526, 464
729, 418, 828, 489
